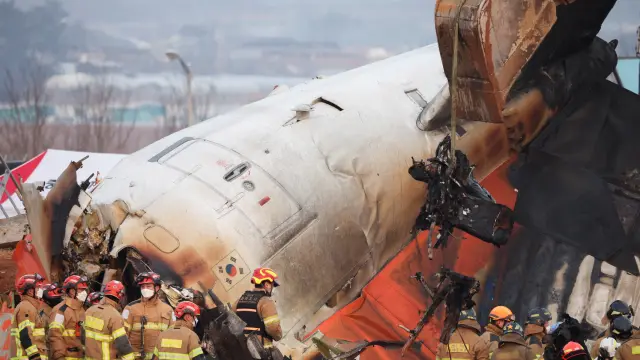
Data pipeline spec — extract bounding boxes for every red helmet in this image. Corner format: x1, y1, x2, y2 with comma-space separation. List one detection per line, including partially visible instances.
251, 267, 280, 287
103, 280, 125, 300
16, 274, 43, 295
174, 301, 201, 319
63, 275, 89, 291
562, 342, 587, 360
135, 272, 162, 286
86, 292, 104, 306
42, 283, 64, 301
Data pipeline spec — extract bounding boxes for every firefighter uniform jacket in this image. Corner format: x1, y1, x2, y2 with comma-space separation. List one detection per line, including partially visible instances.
490, 333, 536, 360
151, 320, 205, 360
10, 295, 41, 360
482, 324, 503, 358
33, 302, 52, 359
436, 320, 490, 360
123, 295, 174, 359
524, 324, 544, 360
232, 289, 283, 349
48, 297, 85, 360
616, 331, 640, 360
83, 297, 135, 360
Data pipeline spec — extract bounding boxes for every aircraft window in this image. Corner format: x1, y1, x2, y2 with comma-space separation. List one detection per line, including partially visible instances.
223, 162, 251, 182
405, 89, 428, 108
311, 97, 343, 111
148, 137, 196, 163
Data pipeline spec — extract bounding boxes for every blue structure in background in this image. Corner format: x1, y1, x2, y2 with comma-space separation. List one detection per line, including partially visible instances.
618, 58, 640, 94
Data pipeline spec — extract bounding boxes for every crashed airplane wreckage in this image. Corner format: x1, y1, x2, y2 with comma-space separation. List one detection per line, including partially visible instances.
8, 0, 640, 358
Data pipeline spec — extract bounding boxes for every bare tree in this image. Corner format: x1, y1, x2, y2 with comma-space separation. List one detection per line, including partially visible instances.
156, 84, 216, 138
0, 65, 51, 160
156, 85, 187, 138
193, 85, 218, 122
66, 76, 139, 153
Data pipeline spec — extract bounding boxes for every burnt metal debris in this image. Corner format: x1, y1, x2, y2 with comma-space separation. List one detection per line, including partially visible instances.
196, 281, 271, 360
409, 135, 514, 257
401, 267, 480, 357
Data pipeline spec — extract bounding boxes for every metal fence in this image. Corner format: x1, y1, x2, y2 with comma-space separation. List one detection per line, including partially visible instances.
0, 155, 22, 219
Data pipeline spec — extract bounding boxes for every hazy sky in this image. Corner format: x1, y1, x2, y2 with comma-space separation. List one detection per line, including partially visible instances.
14, 0, 640, 55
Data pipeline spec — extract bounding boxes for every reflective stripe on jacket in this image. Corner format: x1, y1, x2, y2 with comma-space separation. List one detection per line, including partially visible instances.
48, 298, 85, 360
152, 320, 204, 360
123, 296, 174, 359
34, 302, 52, 359
437, 320, 491, 360
616, 332, 640, 360
232, 289, 283, 348
84, 297, 135, 360
11, 296, 41, 360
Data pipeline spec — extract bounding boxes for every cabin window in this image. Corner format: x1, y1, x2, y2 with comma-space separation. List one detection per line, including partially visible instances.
405, 89, 428, 108
148, 137, 196, 163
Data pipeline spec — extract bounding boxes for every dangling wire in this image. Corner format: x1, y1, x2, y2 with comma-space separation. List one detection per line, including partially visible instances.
449, 0, 470, 171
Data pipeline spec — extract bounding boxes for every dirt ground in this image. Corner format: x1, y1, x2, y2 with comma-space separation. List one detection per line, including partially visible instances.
0, 249, 15, 294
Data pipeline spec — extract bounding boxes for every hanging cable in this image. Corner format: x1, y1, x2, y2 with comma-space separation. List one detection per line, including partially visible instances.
449, 0, 469, 171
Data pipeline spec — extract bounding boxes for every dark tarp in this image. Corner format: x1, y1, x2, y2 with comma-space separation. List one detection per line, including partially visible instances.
509, 70, 640, 274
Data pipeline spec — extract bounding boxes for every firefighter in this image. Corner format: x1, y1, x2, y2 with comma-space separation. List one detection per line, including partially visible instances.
590, 300, 635, 358
524, 307, 552, 359
482, 306, 515, 357
436, 308, 490, 360
48, 275, 89, 360
491, 322, 535, 360
85, 292, 104, 309
83, 280, 135, 360
11, 274, 45, 360
595, 337, 620, 360
34, 283, 64, 359
608, 316, 640, 360
123, 271, 174, 360
233, 267, 284, 359
561, 342, 590, 360
151, 301, 205, 360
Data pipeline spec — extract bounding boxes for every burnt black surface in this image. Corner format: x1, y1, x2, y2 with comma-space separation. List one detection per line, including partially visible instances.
510, 0, 618, 100
509, 75, 640, 274
51, 184, 80, 257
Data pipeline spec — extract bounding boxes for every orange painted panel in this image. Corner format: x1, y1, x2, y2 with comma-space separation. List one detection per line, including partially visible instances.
312, 158, 519, 359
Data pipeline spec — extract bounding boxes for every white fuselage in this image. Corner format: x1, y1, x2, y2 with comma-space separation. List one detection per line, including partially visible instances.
89, 43, 505, 344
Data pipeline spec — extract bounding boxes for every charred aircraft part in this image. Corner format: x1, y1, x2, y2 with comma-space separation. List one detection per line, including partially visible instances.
435, 0, 557, 124
401, 268, 480, 356
196, 281, 263, 360
410, 135, 514, 255
508, 36, 640, 275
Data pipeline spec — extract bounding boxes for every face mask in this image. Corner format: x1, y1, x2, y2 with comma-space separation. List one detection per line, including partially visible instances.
36, 288, 44, 299
77, 290, 88, 302
141, 288, 155, 299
